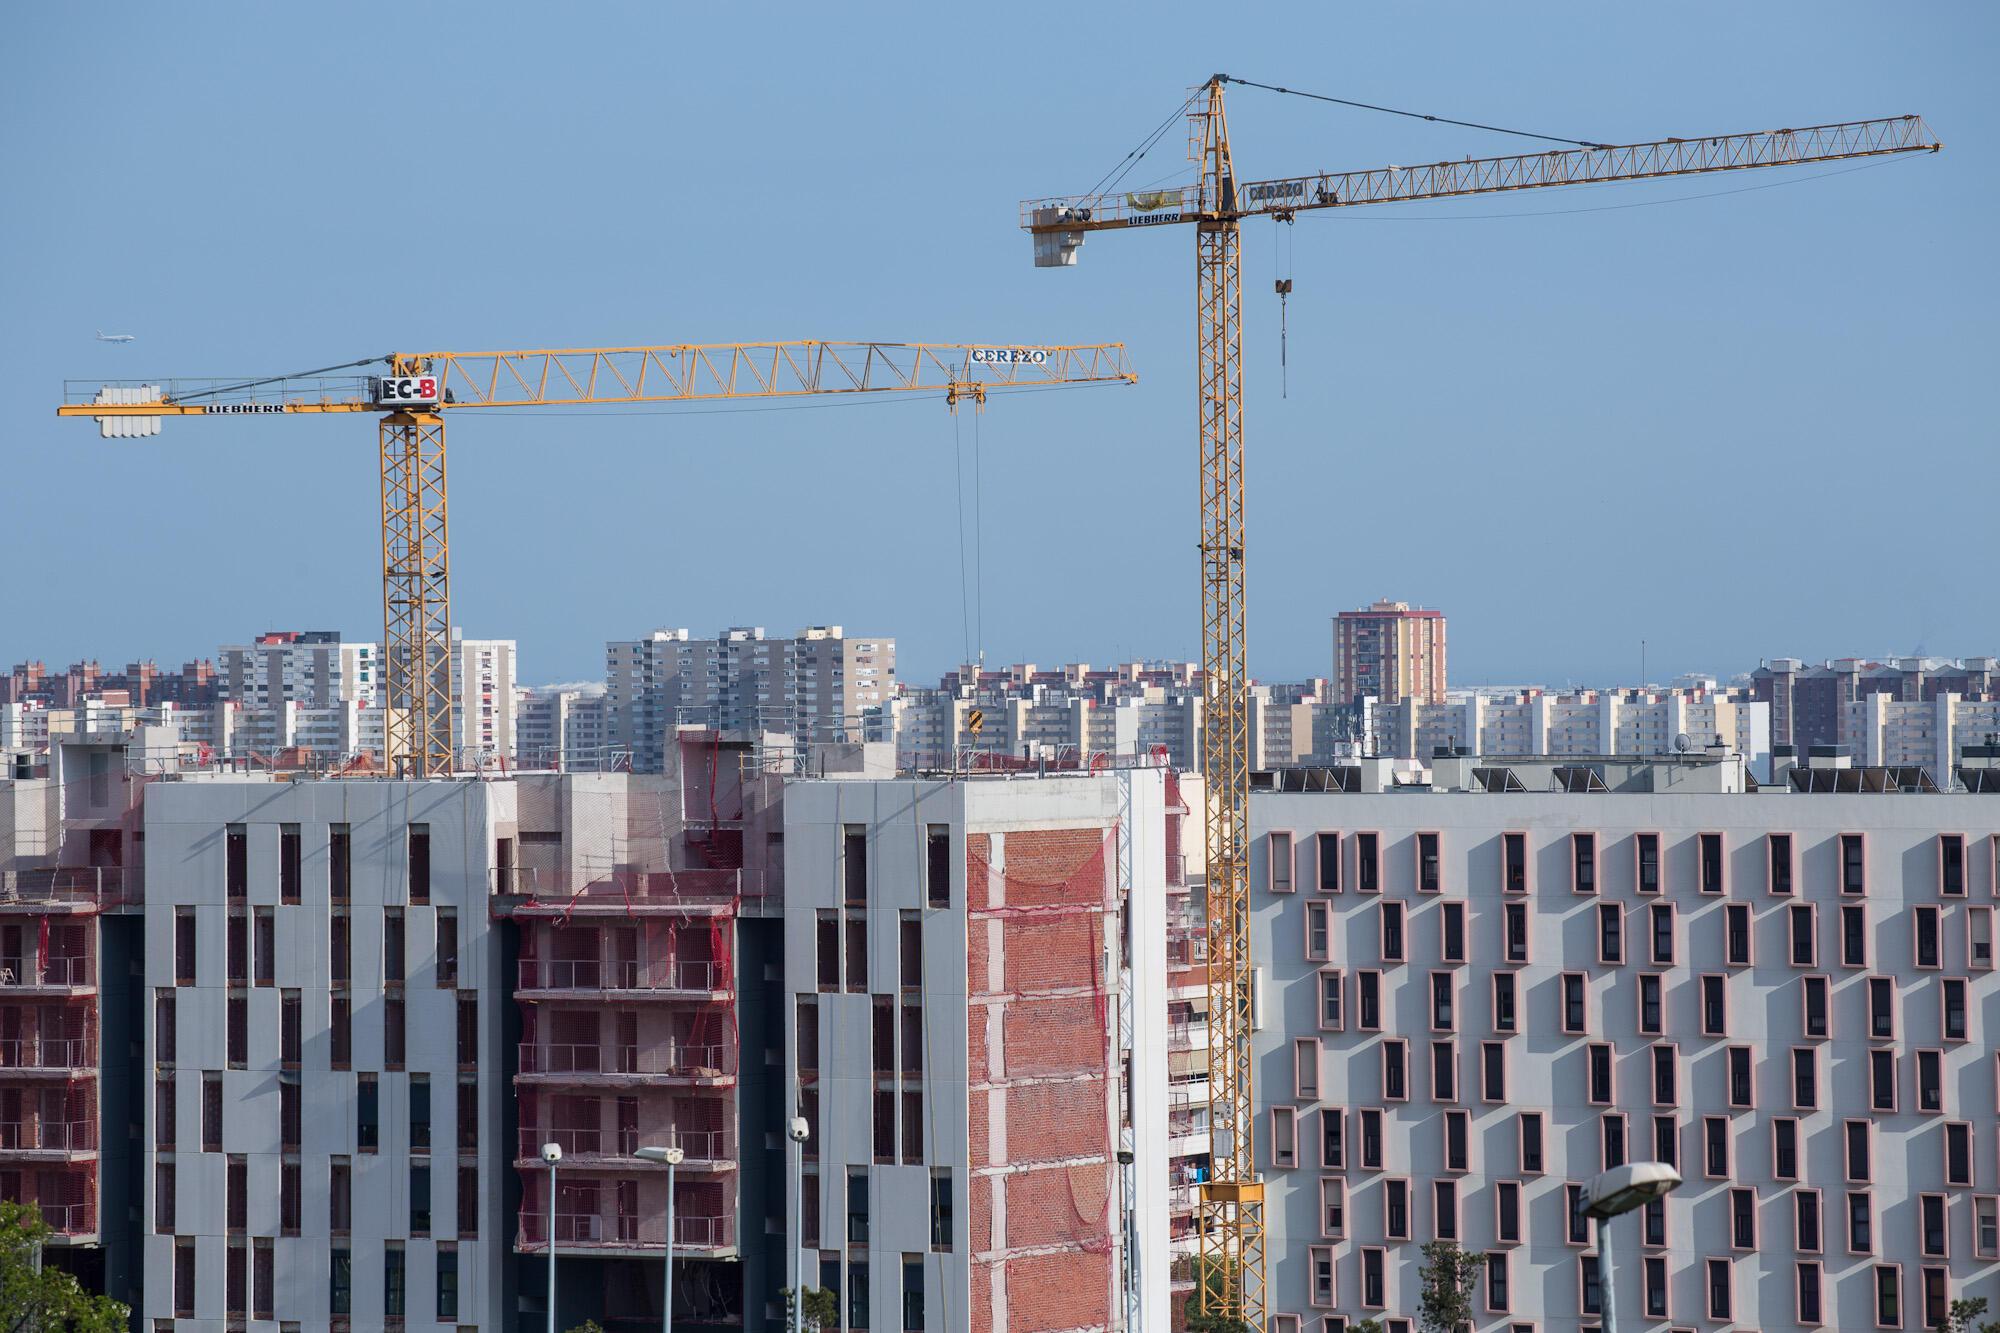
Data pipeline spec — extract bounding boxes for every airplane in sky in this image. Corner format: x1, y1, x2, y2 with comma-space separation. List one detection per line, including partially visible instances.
95, 330, 134, 343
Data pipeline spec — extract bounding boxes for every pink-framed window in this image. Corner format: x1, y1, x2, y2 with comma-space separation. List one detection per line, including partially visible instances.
1304, 901, 1332, 962
1560, 971, 1589, 1035
1940, 832, 1967, 897
1651, 1042, 1678, 1107
1271, 1105, 1298, 1169
1848, 1189, 1874, 1254
1634, 831, 1661, 894
1355, 831, 1381, 894
1726, 1044, 1755, 1109
1792, 1045, 1820, 1110
1356, 969, 1382, 1032
1493, 1179, 1523, 1246
1269, 1316, 1300, 1333
1268, 830, 1296, 893
1358, 1108, 1384, 1171
1941, 976, 1970, 1043
1502, 902, 1530, 964
1648, 901, 1675, 966
1702, 1115, 1731, 1180
1317, 1106, 1345, 1170
1359, 1247, 1387, 1310
1842, 902, 1869, 968
1972, 1194, 1998, 1261
1840, 832, 1867, 896
1308, 1243, 1336, 1307
1704, 1257, 1733, 1322
1921, 1265, 1948, 1332
1918, 1191, 1949, 1258
1562, 1186, 1588, 1246
1844, 1119, 1873, 1184
1698, 832, 1726, 895
1429, 971, 1456, 1033
1483, 1249, 1510, 1315
1724, 902, 1753, 966
1586, 1042, 1614, 1106
1912, 904, 1943, 970
1868, 975, 1896, 1040
1439, 901, 1467, 964
1382, 1177, 1411, 1241
1416, 830, 1442, 893
1652, 1113, 1679, 1174
1873, 1262, 1902, 1329
1293, 1038, 1322, 1100
1643, 1254, 1671, 1322
1637, 973, 1664, 1037
1430, 1039, 1458, 1104
1518, 1111, 1544, 1176
1728, 1185, 1758, 1250
1600, 1111, 1627, 1173
1579, 1251, 1604, 1319
1314, 831, 1341, 893
1795, 1185, 1824, 1254
1944, 1120, 1974, 1188
1317, 968, 1345, 1032
1319, 1176, 1346, 1240
1492, 970, 1519, 1033
1432, 1178, 1460, 1242
1501, 831, 1529, 894
1480, 1040, 1508, 1104
1596, 903, 1624, 965
1915, 1048, 1944, 1115
1789, 902, 1819, 968
1769, 831, 1796, 895
1772, 1117, 1800, 1181
1572, 832, 1598, 894
1699, 972, 1728, 1037
1797, 1259, 1825, 1327
1803, 973, 1831, 1038
1381, 1038, 1408, 1102
1443, 1107, 1471, 1173
1969, 904, 1995, 971
1379, 900, 1406, 963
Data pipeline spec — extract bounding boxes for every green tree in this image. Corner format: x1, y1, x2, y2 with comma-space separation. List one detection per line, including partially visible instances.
1350, 1321, 1385, 1333
780, 1286, 840, 1332
1181, 1253, 1253, 1333
0, 1202, 128, 1333
1416, 1239, 1486, 1333
1943, 1296, 2000, 1333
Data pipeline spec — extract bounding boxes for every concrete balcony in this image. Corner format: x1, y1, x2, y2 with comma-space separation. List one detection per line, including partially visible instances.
0, 1120, 96, 1160
517, 1208, 735, 1257
0, 955, 95, 995
0, 1038, 97, 1079
515, 1042, 734, 1088
514, 1126, 734, 1173
514, 958, 731, 1002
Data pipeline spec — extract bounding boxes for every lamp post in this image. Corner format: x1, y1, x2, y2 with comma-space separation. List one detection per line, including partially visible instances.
635, 1144, 687, 1333
788, 1115, 811, 1333
1580, 1161, 1683, 1333
540, 1142, 564, 1333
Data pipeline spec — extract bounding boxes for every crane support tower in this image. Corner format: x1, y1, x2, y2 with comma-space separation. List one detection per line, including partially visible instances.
61, 340, 1136, 777
1022, 75, 1937, 1324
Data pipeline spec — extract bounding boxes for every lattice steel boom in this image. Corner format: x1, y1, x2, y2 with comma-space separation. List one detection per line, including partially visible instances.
59, 340, 1136, 777
1021, 75, 1936, 1327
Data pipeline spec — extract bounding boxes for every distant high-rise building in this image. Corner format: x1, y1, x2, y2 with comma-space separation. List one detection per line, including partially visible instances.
1752, 656, 2000, 752
1332, 599, 1446, 707
216, 631, 378, 709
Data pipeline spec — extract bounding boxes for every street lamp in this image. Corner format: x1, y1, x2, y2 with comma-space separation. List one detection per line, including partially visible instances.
788, 1116, 811, 1333
541, 1142, 564, 1333
635, 1144, 687, 1333
1580, 1161, 1682, 1333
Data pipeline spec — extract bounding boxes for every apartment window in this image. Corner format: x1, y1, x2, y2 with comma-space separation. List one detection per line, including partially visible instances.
280, 824, 301, 902
1874, 1264, 1900, 1327
1580, 1252, 1603, 1316
1495, 1180, 1521, 1245
1636, 831, 1661, 893
1974, 1195, 1998, 1261
1561, 972, 1587, 1034
254, 1238, 274, 1320
1317, 969, 1344, 1031
1360, 1109, 1384, 1171
1920, 1193, 1948, 1257
1939, 832, 1966, 896
1869, 1049, 1898, 1111
1638, 973, 1663, 1036
1652, 1044, 1677, 1105
281, 1078, 301, 1151
385, 992, 406, 1069
253, 908, 275, 986
1587, 1043, 1614, 1106
227, 993, 248, 1068
1699, 832, 1724, 894
459, 1164, 479, 1238
1703, 1116, 1730, 1178
436, 1246, 459, 1321
1357, 832, 1380, 893
1384, 1178, 1410, 1241
174, 1237, 196, 1316
1767, 831, 1794, 894
1601, 1111, 1628, 1171
1841, 833, 1866, 894
1294, 1039, 1322, 1099
1270, 1106, 1298, 1169
437, 910, 458, 986
1319, 1107, 1345, 1170
330, 911, 350, 985
383, 908, 406, 984
1649, 903, 1674, 965
330, 1157, 352, 1233
1382, 1039, 1407, 1101
845, 917, 868, 993
1572, 832, 1597, 893
847, 1166, 870, 1243
1726, 1045, 1754, 1108
1430, 972, 1455, 1031
926, 825, 951, 907
357, 1074, 379, 1152
1269, 831, 1294, 893
1379, 901, 1405, 963
174, 908, 196, 985
1701, 973, 1727, 1036
1310, 1244, 1337, 1306
1868, 975, 1896, 1039
1440, 901, 1466, 963
1795, 1186, 1823, 1253
1644, 1256, 1670, 1320
1482, 1042, 1507, 1103
1492, 971, 1517, 1032
228, 912, 248, 983
1724, 903, 1752, 965
1429, 1039, 1456, 1102
1315, 832, 1341, 892
1484, 1251, 1510, 1314
409, 1075, 430, 1151
328, 1244, 352, 1316
1914, 905, 1942, 969
1848, 1190, 1874, 1253
1444, 1107, 1470, 1172
1502, 832, 1527, 893
816, 912, 839, 991
843, 825, 868, 904
1784, 903, 1818, 968
330, 822, 352, 901
1846, 1120, 1873, 1183
1945, 1121, 1974, 1188
407, 823, 431, 903
1941, 977, 1968, 1041
280, 1162, 300, 1235
1705, 1258, 1733, 1321
1519, 1111, 1543, 1174
1917, 1049, 1943, 1113
1565, 1184, 1589, 1245
1434, 1179, 1460, 1241
1730, 1187, 1757, 1250
457, 992, 478, 1066
1972, 905, 1995, 970
154, 1073, 175, 1150
201, 1072, 223, 1151
929, 1170, 952, 1251
1320, 1176, 1346, 1238
154, 1162, 174, 1233
384, 1241, 406, 1321
1503, 902, 1529, 964
155, 990, 176, 1062
1792, 976, 1827, 1043
1842, 903, 1868, 967
1357, 971, 1381, 1031
1923, 1267, 1948, 1331
1417, 831, 1441, 892
1792, 1047, 1819, 1110
1305, 902, 1331, 962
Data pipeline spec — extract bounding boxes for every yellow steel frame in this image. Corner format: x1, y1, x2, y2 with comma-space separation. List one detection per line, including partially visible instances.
379, 413, 453, 778
58, 340, 1135, 778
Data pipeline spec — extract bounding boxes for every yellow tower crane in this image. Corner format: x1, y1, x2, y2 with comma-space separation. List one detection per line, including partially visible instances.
1022, 78, 1938, 1324
60, 340, 1136, 776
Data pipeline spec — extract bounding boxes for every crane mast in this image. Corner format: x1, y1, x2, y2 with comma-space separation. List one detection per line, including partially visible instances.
1023, 76, 1936, 1328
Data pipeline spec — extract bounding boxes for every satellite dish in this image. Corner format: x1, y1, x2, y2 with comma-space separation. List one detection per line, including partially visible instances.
1673, 732, 1692, 754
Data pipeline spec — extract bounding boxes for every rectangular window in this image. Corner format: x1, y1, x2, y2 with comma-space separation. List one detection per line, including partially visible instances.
384, 908, 406, 984
329, 823, 351, 902
1945, 1121, 1973, 1188
1638, 973, 1663, 1036
1704, 1116, 1730, 1178
1561, 972, 1587, 1034
1444, 1107, 1470, 1172
329, 993, 351, 1068
1914, 905, 1942, 969
1294, 1039, 1322, 1100
1846, 1120, 1873, 1183
1653, 1044, 1678, 1105
1724, 902, 1752, 965
1920, 1193, 1948, 1257
1923, 1266, 1947, 1332
1502, 832, 1527, 893
1492, 970, 1517, 1032
436, 1246, 458, 1320
1973, 1195, 1998, 1261
1581, 1253, 1603, 1317
385, 992, 406, 1069
1482, 1041, 1507, 1103
1589, 902, 1621, 965
280, 824, 301, 902
457, 992, 478, 1066
1841, 832, 1866, 895
1942, 977, 1968, 1042
1972, 905, 1995, 970
1495, 1180, 1521, 1245
1357, 971, 1381, 1031
1315, 832, 1341, 893
845, 917, 868, 993
1357, 832, 1380, 893
253, 907, 275, 986
900, 913, 922, 988
227, 993, 248, 1068
1794, 1047, 1819, 1110
1572, 832, 1597, 894
280, 1162, 300, 1235
816, 912, 839, 991
847, 1166, 870, 1243
1849, 1191, 1874, 1254
926, 826, 951, 907
1653, 1114, 1678, 1171
1317, 969, 1344, 1031
1433, 1179, 1459, 1241
1383, 1178, 1410, 1241
1940, 833, 1966, 896
1870, 1049, 1897, 1112
844, 825, 868, 904
1727, 1045, 1754, 1109
1644, 1255, 1670, 1320
437, 909, 458, 986
154, 1161, 174, 1233
929, 1170, 952, 1251
1699, 832, 1725, 894
330, 1157, 352, 1233
1770, 832, 1794, 895
1417, 831, 1441, 893
1701, 973, 1727, 1037
1270, 1106, 1298, 1170
1361, 1247, 1386, 1309
407, 823, 430, 902
1730, 1186, 1757, 1250
1379, 900, 1404, 962
174, 1237, 196, 1316
1790, 903, 1818, 967
1503, 902, 1529, 964
1304, 901, 1331, 961
329, 1245, 352, 1316
1519, 1111, 1543, 1175
1601, 1111, 1627, 1170
1381, 1039, 1407, 1101
1269, 831, 1294, 893
1843, 902, 1868, 967
1360, 1108, 1384, 1171
1706, 1257, 1733, 1321
458, 1164, 479, 1238
1430, 972, 1455, 1032
1565, 1183, 1589, 1246
1917, 1049, 1943, 1114
253, 1238, 274, 1320
1319, 1177, 1346, 1239
1649, 902, 1674, 965
1587, 1043, 1613, 1105
1803, 973, 1830, 1038
1319, 1107, 1345, 1170
411, 1163, 431, 1235
225, 822, 247, 899
281, 1078, 301, 1151
1310, 1243, 1336, 1307
410, 1075, 430, 1151
1485, 1251, 1510, 1315
227, 911, 248, 983
175, 908, 196, 985
330, 911, 350, 984
1869, 975, 1896, 1039
1636, 831, 1661, 893
202, 1071, 223, 1151
1440, 901, 1466, 963
1874, 1264, 1900, 1327
1796, 1186, 1823, 1253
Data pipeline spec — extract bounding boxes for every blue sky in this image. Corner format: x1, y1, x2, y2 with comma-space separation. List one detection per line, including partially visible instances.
3, 4, 1992, 688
